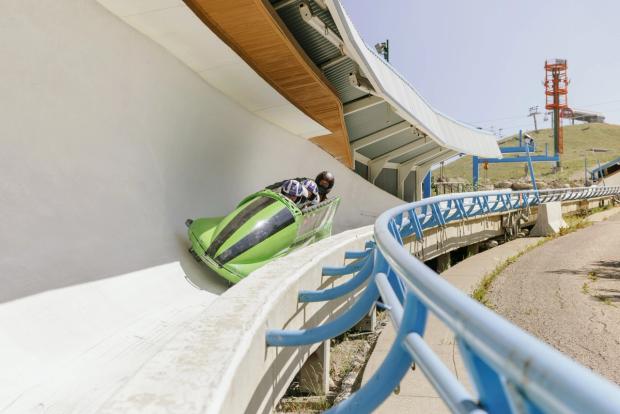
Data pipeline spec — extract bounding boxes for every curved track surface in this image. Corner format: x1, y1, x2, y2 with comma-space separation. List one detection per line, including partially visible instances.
0, 0, 400, 304
0, 1, 401, 410
488, 210, 620, 384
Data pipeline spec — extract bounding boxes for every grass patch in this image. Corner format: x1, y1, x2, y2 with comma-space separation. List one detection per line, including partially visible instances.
587, 271, 598, 282
441, 123, 620, 186
596, 296, 616, 307
557, 207, 607, 236
277, 396, 331, 413
581, 282, 590, 294
472, 239, 547, 306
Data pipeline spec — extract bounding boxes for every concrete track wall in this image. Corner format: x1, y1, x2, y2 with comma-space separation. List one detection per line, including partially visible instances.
0, 0, 400, 303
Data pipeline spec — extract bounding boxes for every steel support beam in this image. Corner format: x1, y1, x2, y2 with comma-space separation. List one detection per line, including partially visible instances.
368, 138, 427, 184
351, 121, 412, 151
273, 0, 299, 10
397, 147, 454, 200
320, 54, 349, 71
299, 2, 345, 52
409, 149, 453, 200
349, 71, 375, 95
343, 95, 384, 116
417, 149, 455, 171
479, 155, 559, 164
395, 142, 439, 165
370, 138, 428, 166
501, 145, 535, 154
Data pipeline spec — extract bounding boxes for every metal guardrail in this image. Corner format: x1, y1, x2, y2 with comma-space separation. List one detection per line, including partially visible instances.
266, 186, 620, 413
591, 155, 620, 181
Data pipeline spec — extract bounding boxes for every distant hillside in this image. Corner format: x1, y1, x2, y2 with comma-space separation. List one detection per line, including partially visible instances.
441, 123, 620, 186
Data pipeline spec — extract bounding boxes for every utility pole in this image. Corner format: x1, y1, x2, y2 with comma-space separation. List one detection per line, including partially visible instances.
528, 105, 540, 132
544, 59, 569, 171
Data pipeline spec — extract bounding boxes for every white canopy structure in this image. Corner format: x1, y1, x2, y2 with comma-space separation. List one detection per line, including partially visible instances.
328, 0, 500, 158
274, 0, 501, 199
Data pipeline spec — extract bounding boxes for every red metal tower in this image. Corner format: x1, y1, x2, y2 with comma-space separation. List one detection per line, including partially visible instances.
544, 59, 569, 164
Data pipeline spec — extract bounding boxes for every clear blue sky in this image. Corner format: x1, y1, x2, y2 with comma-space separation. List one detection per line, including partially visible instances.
341, 0, 620, 137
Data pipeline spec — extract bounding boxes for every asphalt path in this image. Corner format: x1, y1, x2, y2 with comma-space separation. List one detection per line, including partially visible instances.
488, 210, 620, 384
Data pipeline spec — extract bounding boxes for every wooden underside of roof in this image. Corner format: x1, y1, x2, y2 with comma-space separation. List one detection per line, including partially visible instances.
184, 0, 352, 167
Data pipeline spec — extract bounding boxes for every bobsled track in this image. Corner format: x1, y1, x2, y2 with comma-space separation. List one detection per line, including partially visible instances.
0, 0, 404, 410
2, 1, 620, 413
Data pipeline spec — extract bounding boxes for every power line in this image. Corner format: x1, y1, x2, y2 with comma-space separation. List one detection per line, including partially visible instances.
469, 98, 620, 126
579, 98, 620, 108
470, 114, 529, 124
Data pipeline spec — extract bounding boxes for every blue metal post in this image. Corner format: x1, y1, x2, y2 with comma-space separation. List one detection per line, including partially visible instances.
423, 171, 432, 198
458, 339, 513, 412
525, 139, 538, 193
472, 156, 479, 190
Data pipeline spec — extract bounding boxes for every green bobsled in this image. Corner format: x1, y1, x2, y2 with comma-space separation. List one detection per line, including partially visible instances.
186, 189, 340, 284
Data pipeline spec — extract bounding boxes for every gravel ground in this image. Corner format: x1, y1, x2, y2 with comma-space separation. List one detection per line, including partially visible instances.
488, 211, 620, 384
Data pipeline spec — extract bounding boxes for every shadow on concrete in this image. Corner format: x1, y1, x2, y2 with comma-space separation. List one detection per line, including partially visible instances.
546, 260, 620, 281
244, 284, 361, 414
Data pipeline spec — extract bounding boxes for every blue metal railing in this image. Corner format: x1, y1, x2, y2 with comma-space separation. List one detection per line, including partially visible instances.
591, 155, 620, 181
266, 186, 620, 413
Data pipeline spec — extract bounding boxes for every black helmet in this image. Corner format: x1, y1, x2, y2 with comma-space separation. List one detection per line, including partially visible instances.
315, 171, 335, 196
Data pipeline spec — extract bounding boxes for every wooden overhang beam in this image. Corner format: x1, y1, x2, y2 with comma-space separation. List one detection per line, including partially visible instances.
184, 0, 353, 167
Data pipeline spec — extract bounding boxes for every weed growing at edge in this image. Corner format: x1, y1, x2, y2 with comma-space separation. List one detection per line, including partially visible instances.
472, 205, 609, 306
581, 282, 590, 294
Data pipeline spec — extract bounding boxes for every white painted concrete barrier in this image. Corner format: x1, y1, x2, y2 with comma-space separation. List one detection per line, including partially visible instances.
0, 226, 372, 414
531, 202, 568, 236
0, 0, 401, 304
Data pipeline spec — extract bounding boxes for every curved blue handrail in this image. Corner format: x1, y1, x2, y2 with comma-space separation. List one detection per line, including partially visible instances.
266, 186, 620, 413
299, 257, 374, 302
266, 278, 379, 347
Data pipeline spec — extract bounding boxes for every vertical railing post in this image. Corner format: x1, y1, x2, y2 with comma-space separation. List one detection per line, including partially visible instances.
473, 156, 480, 190
423, 171, 432, 198
374, 244, 405, 304
327, 290, 428, 414
457, 339, 512, 412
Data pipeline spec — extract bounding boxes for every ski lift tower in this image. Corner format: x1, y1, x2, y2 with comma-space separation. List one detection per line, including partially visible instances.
544, 59, 569, 169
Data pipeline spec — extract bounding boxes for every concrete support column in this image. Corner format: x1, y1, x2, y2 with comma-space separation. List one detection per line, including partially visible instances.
467, 243, 480, 258
299, 340, 331, 395
368, 159, 388, 183
436, 253, 451, 273
354, 305, 376, 332
397, 161, 416, 200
